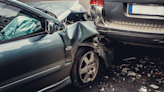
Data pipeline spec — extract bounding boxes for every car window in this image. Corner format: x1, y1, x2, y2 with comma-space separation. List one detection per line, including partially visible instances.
0, 2, 43, 41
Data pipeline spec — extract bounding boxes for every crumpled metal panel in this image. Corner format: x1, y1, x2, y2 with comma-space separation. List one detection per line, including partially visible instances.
58, 21, 113, 68
28, 1, 86, 21
67, 21, 98, 42
59, 21, 98, 51
0, 16, 38, 41
57, 21, 99, 64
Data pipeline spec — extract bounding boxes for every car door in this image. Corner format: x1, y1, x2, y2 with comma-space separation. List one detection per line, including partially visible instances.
0, 1, 65, 91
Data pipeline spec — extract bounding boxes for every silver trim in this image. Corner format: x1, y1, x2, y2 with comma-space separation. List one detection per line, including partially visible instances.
37, 76, 70, 92
0, 65, 61, 90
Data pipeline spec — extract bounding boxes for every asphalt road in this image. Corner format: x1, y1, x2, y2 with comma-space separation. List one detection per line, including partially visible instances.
57, 44, 164, 92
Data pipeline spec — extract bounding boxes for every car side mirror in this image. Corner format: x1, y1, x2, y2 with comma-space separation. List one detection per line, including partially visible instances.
46, 19, 55, 34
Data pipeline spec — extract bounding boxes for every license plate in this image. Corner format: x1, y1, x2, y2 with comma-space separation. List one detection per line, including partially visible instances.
128, 4, 164, 16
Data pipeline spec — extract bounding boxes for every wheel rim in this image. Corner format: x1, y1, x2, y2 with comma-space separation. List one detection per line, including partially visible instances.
78, 51, 99, 83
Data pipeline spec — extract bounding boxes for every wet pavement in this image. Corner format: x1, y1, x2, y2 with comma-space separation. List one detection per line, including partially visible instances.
57, 44, 164, 92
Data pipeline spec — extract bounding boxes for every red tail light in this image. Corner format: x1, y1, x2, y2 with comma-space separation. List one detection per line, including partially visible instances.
90, 0, 104, 6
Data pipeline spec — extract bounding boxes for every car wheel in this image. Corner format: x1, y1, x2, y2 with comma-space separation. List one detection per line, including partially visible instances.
71, 47, 101, 88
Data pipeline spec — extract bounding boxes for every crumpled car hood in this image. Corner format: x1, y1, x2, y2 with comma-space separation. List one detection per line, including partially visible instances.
28, 1, 86, 21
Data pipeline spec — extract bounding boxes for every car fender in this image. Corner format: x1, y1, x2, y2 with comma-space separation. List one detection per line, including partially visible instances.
58, 21, 97, 62
58, 21, 113, 68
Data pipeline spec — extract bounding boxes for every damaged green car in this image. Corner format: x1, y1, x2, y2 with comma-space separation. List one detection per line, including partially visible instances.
0, 0, 114, 92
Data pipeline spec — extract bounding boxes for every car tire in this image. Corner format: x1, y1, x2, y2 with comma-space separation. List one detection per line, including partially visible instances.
71, 47, 101, 88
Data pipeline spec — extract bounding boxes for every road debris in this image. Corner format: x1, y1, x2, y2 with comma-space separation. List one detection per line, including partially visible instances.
58, 47, 164, 92
128, 71, 137, 76
137, 64, 143, 68
111, 88, 115, 91
150, 84, 159, 89
155, 72, 163, 75
150, 62, 154, 64
122, 68, 130, 73
104, 76, 108, 79
107, 54, 164, 91
112, 78, 116, 82
139, 86, 147, 92
136, 74, 142, 79
120, 64, 129, 69
140, 82, 145, 84
99, 87, 105, 91
147, 73, 151, 77
131, 77, 135, 81
142, 79, 146, 81
123, 57, 136, 61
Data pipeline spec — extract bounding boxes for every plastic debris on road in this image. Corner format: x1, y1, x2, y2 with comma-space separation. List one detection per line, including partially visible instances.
128, 71, 137, 76
123, 57, 136, 61
111, 88, 115, 91
104, 76, 109, 79
122, 68, 130, 73
99, 87, 105, 91
136, 74, 142, 79
108, 55, 164, 92
150, 84, 159, 89
139, 86, 147, 92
